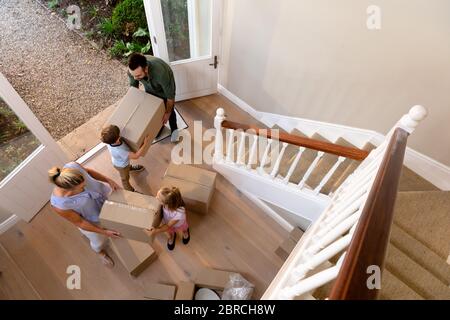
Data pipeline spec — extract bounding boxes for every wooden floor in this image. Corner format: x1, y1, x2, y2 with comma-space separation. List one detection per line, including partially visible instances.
0, 94, 287, 300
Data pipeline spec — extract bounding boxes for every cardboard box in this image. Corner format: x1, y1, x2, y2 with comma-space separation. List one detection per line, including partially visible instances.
110, 238, 157, 277
194, 267, 236, 291
99, 190, 161, 242
289, 227, 304, 242
275, 238, 297, 261
162, 164, 217, 214
106, 87, 165, 154
143, 283, 176, 300
175, 281, 196, 300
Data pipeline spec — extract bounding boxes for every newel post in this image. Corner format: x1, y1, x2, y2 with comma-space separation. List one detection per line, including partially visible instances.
397, 105, 428, 134
214, 108, 226, 162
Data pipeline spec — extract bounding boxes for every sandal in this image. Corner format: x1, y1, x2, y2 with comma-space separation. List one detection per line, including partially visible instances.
182, 228, 190, 245
167, 233, 176, 251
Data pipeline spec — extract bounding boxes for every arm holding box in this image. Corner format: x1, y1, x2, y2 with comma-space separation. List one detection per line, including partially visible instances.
145, 219, 178, 236
129, 134, 151, 160
52, 206, 121, 237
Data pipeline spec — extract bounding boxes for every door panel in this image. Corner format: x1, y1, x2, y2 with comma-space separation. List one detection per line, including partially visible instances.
0, 73, 68, 223
144, 0, 220, 101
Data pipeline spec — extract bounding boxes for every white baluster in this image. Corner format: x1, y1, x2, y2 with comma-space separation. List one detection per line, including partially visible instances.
283, 147, 305, 184
236, 131, 246, 166
213, 108, 226, 162
314, 156, 346, 194
247, 134, 259, 169
306, 211, 361, 256
258, 138, 273, 172
225, 129, 235, 163
291, 234, 352, 282
279, 264, 341, 300
298, 151, 324, 188
270, 142, 288, 178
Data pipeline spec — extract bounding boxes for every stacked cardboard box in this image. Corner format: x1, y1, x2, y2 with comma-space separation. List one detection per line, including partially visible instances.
105, 87, 165, 154
100, 190, 162, 276
161, 163, 217, 214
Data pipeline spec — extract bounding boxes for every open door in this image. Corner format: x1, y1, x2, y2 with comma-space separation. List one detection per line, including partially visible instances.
144, 0, 221, 101
0, 73, 68, 225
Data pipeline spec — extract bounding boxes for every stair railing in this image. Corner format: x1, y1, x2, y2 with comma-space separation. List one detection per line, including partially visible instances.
213, 110, 370, 197
213, 105, 428, 299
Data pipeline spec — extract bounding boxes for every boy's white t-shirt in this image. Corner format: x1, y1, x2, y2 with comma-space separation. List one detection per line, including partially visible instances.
106, 140, 130, 168
162, 206, 186, 228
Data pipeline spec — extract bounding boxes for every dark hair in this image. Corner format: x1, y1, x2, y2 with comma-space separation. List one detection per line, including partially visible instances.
128, 53, 148, 71
101, 125, 120, 145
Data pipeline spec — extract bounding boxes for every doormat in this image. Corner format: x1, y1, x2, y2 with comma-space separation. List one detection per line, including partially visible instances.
152, 107, 188, 144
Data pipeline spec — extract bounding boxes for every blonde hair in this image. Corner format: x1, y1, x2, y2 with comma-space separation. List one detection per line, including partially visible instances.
157, 187, 185, 211
48, 166, 85, 189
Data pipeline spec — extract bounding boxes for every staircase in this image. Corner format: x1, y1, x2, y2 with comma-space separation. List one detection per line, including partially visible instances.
212, 106, 450, 300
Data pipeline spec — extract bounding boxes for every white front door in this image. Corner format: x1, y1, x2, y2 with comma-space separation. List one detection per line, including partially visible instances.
0, 73, 68, 225
144, 0, 221, 101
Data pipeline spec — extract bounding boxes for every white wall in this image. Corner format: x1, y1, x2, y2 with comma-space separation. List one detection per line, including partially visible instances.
220, 0, 450, 166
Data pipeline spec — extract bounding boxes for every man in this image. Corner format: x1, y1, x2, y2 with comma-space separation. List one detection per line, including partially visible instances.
128, 53, 179, 143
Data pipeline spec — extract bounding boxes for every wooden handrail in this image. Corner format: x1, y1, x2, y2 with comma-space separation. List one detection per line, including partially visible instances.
221, 120, 370, 161
328, 128, 409, 300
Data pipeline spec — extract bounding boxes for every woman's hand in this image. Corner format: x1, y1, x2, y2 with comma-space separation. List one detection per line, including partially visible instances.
104, 229, 121, 238
107, 179, 121, 191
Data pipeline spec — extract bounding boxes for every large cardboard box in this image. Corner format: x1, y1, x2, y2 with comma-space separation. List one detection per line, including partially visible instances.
99, 190, 161, 242
106, 87, 165, 154
175, 281, 196, 300
162, 164, 217, 214
110, 238, 157, 277
143, 283, 176, 300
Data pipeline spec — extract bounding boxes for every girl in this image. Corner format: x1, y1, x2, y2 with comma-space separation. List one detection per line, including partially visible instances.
49, 162, 121, 267
146, 187, 190, 251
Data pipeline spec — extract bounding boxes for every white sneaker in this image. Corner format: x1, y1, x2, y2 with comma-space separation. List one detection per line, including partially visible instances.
170, 130, 180, 143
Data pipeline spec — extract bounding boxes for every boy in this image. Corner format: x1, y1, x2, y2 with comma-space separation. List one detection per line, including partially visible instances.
100, 124, 150, 192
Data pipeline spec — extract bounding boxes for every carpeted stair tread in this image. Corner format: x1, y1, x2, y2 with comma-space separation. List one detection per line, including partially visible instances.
379, 269, 424, 300
389, 223, 450, 285
393, 191, 450, 259
398, 166, 440, 192
385, 243, 450, 299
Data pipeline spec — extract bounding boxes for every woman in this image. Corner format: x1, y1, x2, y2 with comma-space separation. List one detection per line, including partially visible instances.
49, 162, 121, 267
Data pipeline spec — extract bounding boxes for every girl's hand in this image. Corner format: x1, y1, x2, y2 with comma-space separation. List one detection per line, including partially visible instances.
104, 229, 121, 238
144, 227, 156, 236
107, 179, 121, 191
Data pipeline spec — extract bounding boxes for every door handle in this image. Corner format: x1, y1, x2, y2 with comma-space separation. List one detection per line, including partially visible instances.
209, 55, 218, 69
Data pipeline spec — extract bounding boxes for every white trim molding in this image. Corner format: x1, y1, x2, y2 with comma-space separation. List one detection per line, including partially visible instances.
217, 84, 450, 191
0, 215, 20, 235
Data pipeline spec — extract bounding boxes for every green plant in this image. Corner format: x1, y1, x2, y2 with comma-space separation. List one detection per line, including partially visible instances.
89, 5, 100, 18
13, 120, 28, 135
133, 27, 149, 38
111, 0, 147, 36
84, 30, 95, 39
47, 0, 59, 9
124, 41, 151, 57
59, 8, 68, 18
109, 40, 127, 57
99, 18, 115, 37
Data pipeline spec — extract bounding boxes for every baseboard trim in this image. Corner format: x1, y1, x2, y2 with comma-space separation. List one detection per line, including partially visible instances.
217, 83, 450, 191
0, 215, 20, 234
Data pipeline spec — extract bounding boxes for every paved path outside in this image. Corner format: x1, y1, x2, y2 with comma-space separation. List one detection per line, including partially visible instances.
0, 0, 128, 140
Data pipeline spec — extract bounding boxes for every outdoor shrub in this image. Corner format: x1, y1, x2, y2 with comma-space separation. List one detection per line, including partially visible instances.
99, 18, 115, 38
109, 40, 127, 57
124, 41, 151, 56
111, 0, 147, 36
47, 0, 59, 9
